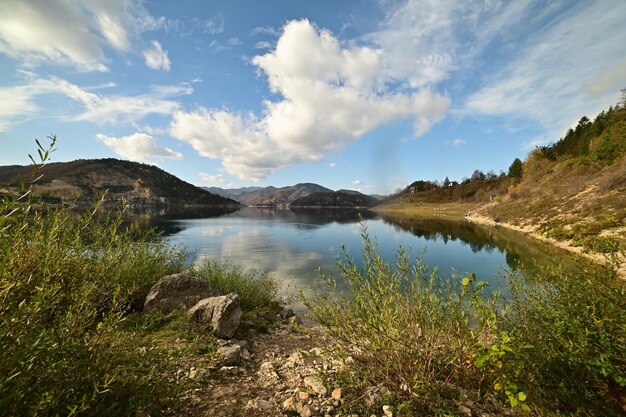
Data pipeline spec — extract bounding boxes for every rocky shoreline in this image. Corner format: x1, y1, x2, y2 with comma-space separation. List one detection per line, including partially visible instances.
140, 272, 396, 417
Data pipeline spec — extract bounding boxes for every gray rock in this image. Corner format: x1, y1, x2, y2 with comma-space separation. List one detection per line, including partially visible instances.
303, 375, 327, 396
216, 344, 242, 366
188, 293, 242, 338
279, 308, 295, 319
144, 273, 219, 313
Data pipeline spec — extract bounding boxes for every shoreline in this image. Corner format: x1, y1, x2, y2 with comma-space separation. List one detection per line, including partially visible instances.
374, 201, 626, 278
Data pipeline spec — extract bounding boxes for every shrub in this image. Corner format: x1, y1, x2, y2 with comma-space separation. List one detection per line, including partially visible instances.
0, 137, 187, 416
305, 223, 625, 416
303, 224, 521, 415
504, 260, 626, 415
193, 260, 284, 327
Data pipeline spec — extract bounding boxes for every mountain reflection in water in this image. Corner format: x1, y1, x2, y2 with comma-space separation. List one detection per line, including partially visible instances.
131, 207, 579, 310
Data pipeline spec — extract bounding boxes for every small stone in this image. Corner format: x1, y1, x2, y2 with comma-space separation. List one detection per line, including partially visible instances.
285, 351, 304, 367
241, 348, 251, 360
303, 376, 327, 396
216, 344, 242, 365
382, 405, 393, 417
246, 398, 273, 411
331, 387, 342, 400
298, 404, 314, 417
298, 391, 310, 401
188, 367, 198, 379
283, 397, 296, 411
288, 315, 303, 325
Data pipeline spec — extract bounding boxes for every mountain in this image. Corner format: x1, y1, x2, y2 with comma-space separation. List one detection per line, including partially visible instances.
290, 191, 380, 208
237, 183, 332, 206
201, 186, 263, 201
0, 159, 239, 208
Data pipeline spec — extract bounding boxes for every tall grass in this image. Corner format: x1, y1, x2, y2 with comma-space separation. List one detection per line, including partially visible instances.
304, 223, 625, 416
0, 136, 287, 415
0, 138, 186, 415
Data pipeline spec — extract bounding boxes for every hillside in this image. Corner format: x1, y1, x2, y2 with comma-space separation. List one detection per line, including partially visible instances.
237, 183, 332, 206
380, 102, 626, 256
291, 191, 379, 208
0, 159, 239, 208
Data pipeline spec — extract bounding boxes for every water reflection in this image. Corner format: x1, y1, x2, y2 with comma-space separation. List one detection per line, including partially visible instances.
134, 207, 579, 311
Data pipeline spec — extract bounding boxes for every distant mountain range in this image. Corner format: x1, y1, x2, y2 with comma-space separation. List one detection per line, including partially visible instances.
0, 158, 386, 209
0, 159, 238, 208
203, 183, 333, 206
290, 191, 380, 208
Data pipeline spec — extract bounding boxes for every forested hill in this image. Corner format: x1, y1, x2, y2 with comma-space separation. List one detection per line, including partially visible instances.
382, 101, 626, 254
291, 191, 379, 208
0, 158, 239, 207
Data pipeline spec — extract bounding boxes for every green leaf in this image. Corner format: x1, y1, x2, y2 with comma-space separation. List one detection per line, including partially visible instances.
462, 277, 470, 286
521, 404, 531, 412
517, 392, 527, 401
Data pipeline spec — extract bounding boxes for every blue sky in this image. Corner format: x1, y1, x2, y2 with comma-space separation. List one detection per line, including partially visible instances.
1, 0, 625, 194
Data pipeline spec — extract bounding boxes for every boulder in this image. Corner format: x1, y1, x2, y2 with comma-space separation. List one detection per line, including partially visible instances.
144, 273, 219, 313
188, 293, 242, 338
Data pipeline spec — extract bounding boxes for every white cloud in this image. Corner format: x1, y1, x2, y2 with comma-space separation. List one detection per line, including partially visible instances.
251, 26, 278, 36
96, 132, 182, 162
253, 41, 272, 50
446, 138, 466, 147
170, 20, 450, 181
0, 0, 107, 71
328, 162, 337, 168
0, 0, 204, 71
0, 74, 192, 131
143, 40, 171, 71
139, 14, 224, 36
367, 0, 540, 88
462, 0, 626, 135
199, 171, 233, 187
352, 179, 362, 186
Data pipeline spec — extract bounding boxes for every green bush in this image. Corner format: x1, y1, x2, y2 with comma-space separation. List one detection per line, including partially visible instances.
303, 225, 520, 415
193, 260, 284, 327
0, 138, 187, 416
305, 223, 625, 416
505, 260, 626, 415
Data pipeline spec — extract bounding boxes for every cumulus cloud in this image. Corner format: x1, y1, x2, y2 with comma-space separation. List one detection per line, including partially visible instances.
0, 74, 191, 131
0, 0, 196, 71
328, 162, 337, 168
96, 132, 182, 162
143, 40, 171, 71
199, 171, 233, 187
0, 0, 107, 71
352, 179, 362, 186
170, 20, 450, 181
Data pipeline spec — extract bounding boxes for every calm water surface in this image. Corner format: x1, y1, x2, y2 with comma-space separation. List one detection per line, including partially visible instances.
136, 207, 578, 310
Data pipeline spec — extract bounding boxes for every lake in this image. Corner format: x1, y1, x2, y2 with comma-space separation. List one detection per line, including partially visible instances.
134, 207, 580, 311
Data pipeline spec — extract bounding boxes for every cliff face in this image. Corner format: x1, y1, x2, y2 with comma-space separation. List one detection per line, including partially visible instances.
0, 159, 239, 207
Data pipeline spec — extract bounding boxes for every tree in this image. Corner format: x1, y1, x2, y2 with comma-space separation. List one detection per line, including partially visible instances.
508, 158, 523, 179
443, 176, 451, 188
471, 169, 486, 182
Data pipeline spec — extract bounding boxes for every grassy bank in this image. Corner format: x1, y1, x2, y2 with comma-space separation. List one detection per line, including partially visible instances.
372, 201, 480, 219
304, 224, 626, 416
